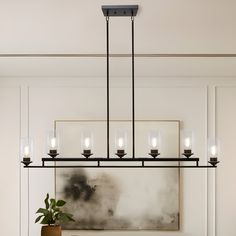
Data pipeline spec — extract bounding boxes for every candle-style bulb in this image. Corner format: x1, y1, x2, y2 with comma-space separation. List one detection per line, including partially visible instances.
151, 137, 157, 148
50, 137, 56, 149
24, 145, 30, 157
118, 137, 124, 149
184, 137, 191, 148
211, 145, 217, 156
84, 137, 90, 149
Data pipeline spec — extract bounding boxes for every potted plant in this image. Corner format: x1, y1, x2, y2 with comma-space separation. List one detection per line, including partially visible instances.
35, 193, 75, 236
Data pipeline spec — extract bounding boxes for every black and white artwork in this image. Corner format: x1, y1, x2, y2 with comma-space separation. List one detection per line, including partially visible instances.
55, 120, 180, 230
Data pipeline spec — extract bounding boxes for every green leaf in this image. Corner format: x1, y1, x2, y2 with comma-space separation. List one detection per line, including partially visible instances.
66, 215, 75, 222
40, 216, 50, 225
41, 215, 55, 225
35, 215, 44, 223
58, 213, 75, 222
56, 200, 66, 207
50, 198, 56, 209
64, 213, 75, 222
63, 213, 73, 218
44, 193, 49, 210
36, 208, 49, 215
53, 208, 60, 212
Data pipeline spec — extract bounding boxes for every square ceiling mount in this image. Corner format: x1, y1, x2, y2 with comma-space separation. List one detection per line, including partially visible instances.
102, 5, 139, 17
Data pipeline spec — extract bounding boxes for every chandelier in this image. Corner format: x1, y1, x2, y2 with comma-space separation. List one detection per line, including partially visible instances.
21, 5, 219, 169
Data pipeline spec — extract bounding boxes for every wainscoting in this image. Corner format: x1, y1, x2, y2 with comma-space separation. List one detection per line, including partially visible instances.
0, 77, 235, 236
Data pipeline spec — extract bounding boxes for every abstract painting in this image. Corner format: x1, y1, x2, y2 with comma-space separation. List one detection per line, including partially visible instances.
55, 120, 180, 230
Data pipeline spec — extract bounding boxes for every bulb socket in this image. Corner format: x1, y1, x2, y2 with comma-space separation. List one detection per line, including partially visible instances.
48, 149, 59, 158
183, 149, 194, 158
82, 150, 93, 158
208, 157, 219, 167
116, 149, 126, 158
149, 149, 160, 158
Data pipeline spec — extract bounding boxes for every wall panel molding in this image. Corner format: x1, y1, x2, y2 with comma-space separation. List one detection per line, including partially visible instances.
21, 84, 208, 236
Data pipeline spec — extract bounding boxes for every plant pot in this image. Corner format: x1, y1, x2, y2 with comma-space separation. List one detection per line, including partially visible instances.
41, 225, 61, 236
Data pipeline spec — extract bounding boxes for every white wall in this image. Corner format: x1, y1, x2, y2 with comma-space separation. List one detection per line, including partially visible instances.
0, 0, 236, 54
0, 77, 236, 236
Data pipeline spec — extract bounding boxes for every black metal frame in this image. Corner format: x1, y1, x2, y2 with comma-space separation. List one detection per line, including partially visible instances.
23, 157, 215, 169
22, 5, 219, 169
23, 156, 216, 169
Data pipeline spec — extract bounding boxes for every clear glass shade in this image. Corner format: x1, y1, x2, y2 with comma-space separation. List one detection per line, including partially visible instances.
115, 131, 127, 150
47, 131, 59, 152
182, 131, 193, 150
208, 139, 220, 159
81, 131, 93, 151
21, 137, 33, 161
148, 131, 160, 150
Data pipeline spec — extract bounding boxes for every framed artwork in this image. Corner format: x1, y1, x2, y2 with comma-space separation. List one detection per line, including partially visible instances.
55, 120, 180, 230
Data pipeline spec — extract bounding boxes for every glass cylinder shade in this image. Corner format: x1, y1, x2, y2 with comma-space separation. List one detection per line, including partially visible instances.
182, 130, 194, 158
115, 131, 127, 151
81, 131, 93, 153
182, 131, 193, 150
148, 131, 160, 157
148, 131, 161, 150
208, 139, 220, 162
21, 138, 33, 163
47, 131, 59, 157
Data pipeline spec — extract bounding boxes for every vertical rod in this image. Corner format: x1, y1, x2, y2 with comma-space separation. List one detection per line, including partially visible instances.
106, 16, 110, 159
131, 16, 135, 158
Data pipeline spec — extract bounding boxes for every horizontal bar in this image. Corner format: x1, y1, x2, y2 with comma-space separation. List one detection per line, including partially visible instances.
42, 157, 199, 162
24, 165, 216, 169
1, 53, 236, 58
102, 5, 139, 17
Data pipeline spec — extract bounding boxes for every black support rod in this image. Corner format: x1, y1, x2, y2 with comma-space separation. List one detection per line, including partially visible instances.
106, 16, 110, 159
131, 16, 135, 158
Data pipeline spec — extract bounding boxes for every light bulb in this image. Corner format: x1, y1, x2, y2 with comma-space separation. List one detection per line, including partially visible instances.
84, 137, 90, 149
118, 138, 124, 149
211, 145, 217, 156
184, 137, 191, 148
151, 137, 157, 148
50, 137, 56, 149
24, 145, 30, 157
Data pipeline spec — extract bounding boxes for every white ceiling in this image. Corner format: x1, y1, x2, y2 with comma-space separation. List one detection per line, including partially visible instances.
0, 0, 236, 77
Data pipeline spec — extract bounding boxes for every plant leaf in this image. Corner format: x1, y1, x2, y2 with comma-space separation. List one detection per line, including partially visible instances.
64, 213, 75, 222
41, 215, 55, 225
40, 216, 49, 225
36, 208, 49, 215
58, 213, 75, 222
66, 215, 75, 222
53, 208, 60, 212
56, 200, 66, 207
35, 215, 44, 223
44, 193, 49, 210
50, 198, 56, 209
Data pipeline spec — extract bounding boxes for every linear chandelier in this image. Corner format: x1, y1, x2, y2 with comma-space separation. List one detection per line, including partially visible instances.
21, 5, 219, 169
